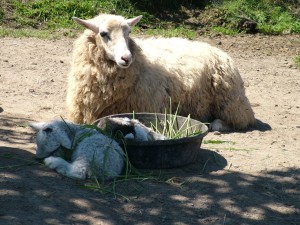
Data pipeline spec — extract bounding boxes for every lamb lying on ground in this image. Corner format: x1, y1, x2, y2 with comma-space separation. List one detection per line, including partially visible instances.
30, 120, 124, 180
66, 13, 256, 132
98, 117, 166, 141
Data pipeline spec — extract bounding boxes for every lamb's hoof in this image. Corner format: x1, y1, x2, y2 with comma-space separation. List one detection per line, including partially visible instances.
44, 156, 61, 169
209, 119, 230, 132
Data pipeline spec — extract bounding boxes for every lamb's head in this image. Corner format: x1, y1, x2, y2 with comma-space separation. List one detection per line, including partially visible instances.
30, 120, 73, 159
73, 14, 142, 68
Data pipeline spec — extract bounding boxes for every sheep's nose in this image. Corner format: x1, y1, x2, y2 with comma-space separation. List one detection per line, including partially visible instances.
121, 56, 131, 64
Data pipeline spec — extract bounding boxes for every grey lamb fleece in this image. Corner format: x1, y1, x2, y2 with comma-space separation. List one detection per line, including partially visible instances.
30, 120, 124, 180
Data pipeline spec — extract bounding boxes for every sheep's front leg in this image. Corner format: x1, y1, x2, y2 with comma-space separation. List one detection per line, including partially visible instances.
44, 156, 87, 180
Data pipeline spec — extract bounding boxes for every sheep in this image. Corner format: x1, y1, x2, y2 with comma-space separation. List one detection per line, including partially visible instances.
30, 120, 124, 180
97, 117, 166, 141
66, 14, 256, 131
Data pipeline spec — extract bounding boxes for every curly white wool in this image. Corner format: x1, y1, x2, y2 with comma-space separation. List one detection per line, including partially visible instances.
66, 14, 255, 131
30, 120, 124, 180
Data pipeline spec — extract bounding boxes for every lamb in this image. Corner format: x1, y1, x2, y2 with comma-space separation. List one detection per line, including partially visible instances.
66, 14, 256, 131
97, 117, 166, 141
30, 120, 124, 180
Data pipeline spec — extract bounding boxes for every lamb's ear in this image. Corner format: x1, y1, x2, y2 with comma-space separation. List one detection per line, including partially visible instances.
29, 122, 45, 131
58, 132, 72, 149
127, 15, 143, 27
73, 17, 99, 33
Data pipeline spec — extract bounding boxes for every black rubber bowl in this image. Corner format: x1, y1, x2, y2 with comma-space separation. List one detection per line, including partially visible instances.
94, 113, 208, 169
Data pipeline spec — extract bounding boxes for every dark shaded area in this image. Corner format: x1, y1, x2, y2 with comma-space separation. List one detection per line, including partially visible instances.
0, 115, 34, 146
1, 146, 299, 225
231, 119, 272, 134
253, 119, 272, 132
127, 0, 209, 22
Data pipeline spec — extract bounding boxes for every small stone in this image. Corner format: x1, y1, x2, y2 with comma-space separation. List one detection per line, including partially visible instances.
213, 131, 221, 135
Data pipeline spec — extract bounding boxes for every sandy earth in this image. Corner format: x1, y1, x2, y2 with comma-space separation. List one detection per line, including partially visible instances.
0, 34, 300, 225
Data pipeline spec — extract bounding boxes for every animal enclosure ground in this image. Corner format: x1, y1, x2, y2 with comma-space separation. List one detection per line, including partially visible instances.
0, 34, 300, 225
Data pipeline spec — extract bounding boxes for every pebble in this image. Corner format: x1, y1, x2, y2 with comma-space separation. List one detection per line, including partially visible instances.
213, 131, 222, 135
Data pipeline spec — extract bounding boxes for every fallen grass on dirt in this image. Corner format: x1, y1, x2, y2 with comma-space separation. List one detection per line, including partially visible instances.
203, 140, 236, 145
0, 153, 41, 169
85, 157, 188, 199
69, 121, 188, 198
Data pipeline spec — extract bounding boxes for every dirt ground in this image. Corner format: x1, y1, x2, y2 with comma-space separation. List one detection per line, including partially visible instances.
0, 34, 300, 225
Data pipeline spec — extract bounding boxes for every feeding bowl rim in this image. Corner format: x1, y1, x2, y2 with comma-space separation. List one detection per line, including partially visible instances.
93, 112, 209, 146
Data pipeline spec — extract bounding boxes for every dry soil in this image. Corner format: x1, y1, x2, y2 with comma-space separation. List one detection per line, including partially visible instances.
0, 34, 300, 225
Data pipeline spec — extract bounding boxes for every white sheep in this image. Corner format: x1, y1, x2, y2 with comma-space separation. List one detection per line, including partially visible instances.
30, 120, 124, 180
66, 14, 255, 131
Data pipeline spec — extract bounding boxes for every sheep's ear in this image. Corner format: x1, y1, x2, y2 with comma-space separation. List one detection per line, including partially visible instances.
73, 17, 99, 33
59, 134, 72, 149
29, 122, 45, 131
127, 15, 142, 27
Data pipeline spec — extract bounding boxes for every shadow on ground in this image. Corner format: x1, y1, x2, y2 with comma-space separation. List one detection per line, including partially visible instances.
253, 118, 272, 132
0, 115, 34, 146
1, 145, 299, 225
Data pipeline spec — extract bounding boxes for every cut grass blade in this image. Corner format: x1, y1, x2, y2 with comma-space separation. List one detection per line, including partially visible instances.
149, 99, 203, 139
203, 140, 236, 145
0, 153, 41, 169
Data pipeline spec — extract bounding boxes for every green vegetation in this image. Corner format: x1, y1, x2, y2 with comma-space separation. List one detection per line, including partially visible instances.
144, 26, 197, 39
0, 0, 199, 38
294, 55, 300, 68
1, 0, 300, 38
215, 0, 300, 34
149, 101, 203, 139
203, 140, 236, 145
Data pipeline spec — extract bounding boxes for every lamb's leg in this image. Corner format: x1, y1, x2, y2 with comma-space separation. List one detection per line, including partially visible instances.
44, 156, 87, 180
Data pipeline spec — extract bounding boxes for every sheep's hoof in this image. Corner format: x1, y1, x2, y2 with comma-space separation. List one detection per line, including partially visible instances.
209, 119, 230, 132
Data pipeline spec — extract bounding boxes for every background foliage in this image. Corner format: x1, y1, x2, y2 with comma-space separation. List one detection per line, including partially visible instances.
0, 0, 300, 35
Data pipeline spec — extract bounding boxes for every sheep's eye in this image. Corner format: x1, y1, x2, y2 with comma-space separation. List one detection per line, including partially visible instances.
100, 31, 108, 38
43, 127, 53, 133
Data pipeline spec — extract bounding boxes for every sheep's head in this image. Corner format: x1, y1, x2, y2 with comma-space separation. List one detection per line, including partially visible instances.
73, 14, 142, 68
30, 121, 72, 159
